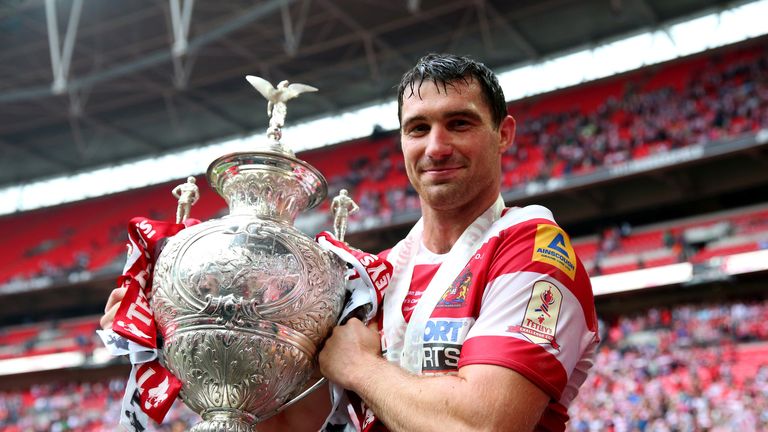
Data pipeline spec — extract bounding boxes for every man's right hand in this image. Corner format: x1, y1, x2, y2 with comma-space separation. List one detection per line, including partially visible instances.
100, 286, 127, 330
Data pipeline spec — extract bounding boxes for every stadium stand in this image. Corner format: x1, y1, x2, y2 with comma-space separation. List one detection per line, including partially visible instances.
1, 33, 767, 431
569, 301, 768, 431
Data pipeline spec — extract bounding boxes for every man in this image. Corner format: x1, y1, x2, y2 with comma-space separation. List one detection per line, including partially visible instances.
315, 53, 598, 431
102, 53, 597, 431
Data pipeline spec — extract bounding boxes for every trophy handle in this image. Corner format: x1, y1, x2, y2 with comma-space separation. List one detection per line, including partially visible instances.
282, 377, 328, 410
259, 376, 328, 421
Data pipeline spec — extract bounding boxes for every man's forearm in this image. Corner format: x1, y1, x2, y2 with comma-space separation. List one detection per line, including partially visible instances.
351, 358, 472, 431
348, 357, 544, 432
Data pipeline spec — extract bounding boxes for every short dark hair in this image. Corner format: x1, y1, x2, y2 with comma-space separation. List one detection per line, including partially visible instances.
397, 53, 507, 129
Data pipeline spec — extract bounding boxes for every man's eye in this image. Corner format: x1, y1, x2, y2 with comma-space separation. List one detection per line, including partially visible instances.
408, 125, 429, 135
450, 119, 471, 130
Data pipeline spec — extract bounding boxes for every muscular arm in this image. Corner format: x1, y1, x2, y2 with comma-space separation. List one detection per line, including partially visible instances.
319, 319, 550, 432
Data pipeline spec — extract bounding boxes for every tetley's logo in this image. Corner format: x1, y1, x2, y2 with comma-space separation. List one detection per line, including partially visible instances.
508, 281, 562, 350
438, 269, 472, 308
532, 224, 576, 280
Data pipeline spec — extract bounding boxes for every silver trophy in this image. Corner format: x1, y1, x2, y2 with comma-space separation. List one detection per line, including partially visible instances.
151, 77, 346, 431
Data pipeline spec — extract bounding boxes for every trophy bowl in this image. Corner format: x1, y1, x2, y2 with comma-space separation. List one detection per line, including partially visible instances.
151, 149, 347, 432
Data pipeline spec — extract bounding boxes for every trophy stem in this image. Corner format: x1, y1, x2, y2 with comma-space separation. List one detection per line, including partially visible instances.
190, 410, 258, 432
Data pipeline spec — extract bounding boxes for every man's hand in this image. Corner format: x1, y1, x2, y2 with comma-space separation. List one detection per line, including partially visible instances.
318, 318, 384, 391
100, 286, 127, 330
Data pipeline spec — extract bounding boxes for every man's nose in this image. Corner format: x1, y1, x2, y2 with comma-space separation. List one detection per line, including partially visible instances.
424, 126, 453, 159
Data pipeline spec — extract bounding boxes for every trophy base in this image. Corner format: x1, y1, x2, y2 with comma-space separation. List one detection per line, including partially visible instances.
190, 411, 258, 432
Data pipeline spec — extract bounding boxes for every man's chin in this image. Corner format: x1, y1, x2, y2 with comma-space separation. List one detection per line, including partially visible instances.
420, 185, 465, 209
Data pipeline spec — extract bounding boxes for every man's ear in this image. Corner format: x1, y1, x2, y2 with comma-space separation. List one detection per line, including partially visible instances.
498, 115, 516, 153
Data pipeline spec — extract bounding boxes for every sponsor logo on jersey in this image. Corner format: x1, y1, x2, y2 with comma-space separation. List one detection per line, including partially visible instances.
508, 280, 562, 350
437, 269, 472, 308
532, 224, 577, 280
422, 318, 474, 372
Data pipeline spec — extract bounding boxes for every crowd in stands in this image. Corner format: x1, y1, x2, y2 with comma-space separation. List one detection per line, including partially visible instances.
569, 300, 768, 431
1, 299, 766, 430
504, 45, 768, 186
0, 378, 197, 431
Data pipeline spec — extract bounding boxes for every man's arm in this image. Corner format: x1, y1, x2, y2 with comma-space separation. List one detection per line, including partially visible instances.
319, 319, 550, 432
191, 189, 200, 205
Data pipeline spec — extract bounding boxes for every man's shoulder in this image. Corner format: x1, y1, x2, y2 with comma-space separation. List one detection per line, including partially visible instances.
485, 204, 563, 243
498, 204, 556, 228
484, 206, 586, 284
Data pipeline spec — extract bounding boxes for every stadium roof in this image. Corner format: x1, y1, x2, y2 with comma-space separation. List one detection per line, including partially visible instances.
0, 0, 760, 209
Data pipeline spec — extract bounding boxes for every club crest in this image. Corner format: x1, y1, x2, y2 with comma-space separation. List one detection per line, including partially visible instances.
438, 269, 472, 308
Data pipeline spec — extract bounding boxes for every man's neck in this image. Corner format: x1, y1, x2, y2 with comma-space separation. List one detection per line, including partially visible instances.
420, 197, 498, 254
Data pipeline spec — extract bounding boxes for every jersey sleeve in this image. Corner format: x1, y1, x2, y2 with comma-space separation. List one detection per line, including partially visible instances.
458, 219, 598, 401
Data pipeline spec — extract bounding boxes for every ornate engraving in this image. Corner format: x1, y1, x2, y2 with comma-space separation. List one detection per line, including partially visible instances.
221, 170, 311, 221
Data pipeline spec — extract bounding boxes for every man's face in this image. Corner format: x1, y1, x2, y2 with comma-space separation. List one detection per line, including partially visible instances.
400, 78, 514, 212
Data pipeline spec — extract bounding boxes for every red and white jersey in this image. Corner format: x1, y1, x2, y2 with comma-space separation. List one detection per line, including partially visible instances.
367, 205, 598, 432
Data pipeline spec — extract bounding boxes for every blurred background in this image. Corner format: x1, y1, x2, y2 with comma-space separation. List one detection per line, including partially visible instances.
1, 0, 767, 430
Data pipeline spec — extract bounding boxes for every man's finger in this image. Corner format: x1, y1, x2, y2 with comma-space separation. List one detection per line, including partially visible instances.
104, 287, 128, 313
100, 286, 127, 330
367, 320, 379, 332
100, 304, 119, 330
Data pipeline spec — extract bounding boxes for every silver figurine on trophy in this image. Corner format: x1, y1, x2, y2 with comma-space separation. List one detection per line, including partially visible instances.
150, 76, 346, 431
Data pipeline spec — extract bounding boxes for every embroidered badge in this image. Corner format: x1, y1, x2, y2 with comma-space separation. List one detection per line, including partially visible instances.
532, 224, 577, 280
438, 269, 472, 308
509, 280, 562, 350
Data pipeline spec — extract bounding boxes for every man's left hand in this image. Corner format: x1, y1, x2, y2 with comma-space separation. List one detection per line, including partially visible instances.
318, 318, 383, 391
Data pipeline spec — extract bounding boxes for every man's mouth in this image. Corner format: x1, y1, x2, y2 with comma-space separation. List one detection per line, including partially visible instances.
420, 165, 463, 179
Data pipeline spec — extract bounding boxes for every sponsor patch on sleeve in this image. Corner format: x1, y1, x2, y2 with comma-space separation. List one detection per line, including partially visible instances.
532, 224, 577, 280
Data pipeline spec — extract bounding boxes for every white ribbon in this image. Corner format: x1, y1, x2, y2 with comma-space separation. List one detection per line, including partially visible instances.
98, 329, 157, 432
383, 196, 505, 373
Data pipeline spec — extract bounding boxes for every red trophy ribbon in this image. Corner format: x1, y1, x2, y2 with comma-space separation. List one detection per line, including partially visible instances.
97, 217, 193, 431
